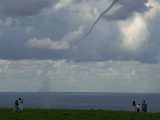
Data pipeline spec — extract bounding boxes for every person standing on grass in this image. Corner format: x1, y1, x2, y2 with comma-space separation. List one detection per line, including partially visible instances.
132, 101, 137, 112
136, 104, 141, 112
18, 98, 24, 111
142, 100, 147, 112
14, 99, 19, 112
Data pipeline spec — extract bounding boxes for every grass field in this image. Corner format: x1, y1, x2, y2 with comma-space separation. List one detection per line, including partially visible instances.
0, 109, 160, 120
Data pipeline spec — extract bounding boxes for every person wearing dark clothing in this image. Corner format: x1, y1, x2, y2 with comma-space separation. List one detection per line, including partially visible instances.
14, 100, 19, 112
132, 101, 136, 107
132, 101, 136, 111
142, 100, 147, 112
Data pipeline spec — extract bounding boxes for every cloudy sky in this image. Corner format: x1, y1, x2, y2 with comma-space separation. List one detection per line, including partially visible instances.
0, 0, 160, 92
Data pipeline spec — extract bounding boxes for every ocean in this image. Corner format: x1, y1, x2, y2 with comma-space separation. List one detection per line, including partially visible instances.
0, 92, 160, 112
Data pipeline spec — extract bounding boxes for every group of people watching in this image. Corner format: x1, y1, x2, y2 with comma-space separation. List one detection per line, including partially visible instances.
132, 100, 147, 112
14, 98, 148, 112
14, 98, 24, 112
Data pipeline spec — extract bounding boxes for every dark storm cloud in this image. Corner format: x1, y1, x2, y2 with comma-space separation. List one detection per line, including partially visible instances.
0, 0, 159, 64
0, 0, 56, 16
105, 0, 149, 20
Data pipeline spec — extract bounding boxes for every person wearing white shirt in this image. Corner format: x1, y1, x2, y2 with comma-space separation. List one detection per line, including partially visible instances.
18, 98, 24, 111
136, 104, 141, 112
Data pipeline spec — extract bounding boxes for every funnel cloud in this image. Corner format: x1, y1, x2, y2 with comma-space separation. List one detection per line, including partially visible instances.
0, 0, 159, 64
0, 0, 159, 93
77, 0, 119, 43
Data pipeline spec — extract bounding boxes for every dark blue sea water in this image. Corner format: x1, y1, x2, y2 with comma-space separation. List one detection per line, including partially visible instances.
0, 92, 160, 112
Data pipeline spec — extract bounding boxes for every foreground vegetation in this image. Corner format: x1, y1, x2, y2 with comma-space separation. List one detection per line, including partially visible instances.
0, 108, 160, 120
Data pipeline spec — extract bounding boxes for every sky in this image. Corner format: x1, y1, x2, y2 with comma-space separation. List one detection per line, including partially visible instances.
0, 0, 160, 92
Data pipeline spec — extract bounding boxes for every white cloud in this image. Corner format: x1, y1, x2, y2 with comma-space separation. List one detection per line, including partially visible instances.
51, 59, 66, 68
26, 26, 84, 50
0, 60, 11, 65
0, 60, 159, 92
119, 13, 148, 52
0, 0, 159, 64
118, 0, 160, 52
26, 26, 34, 33
53, 0, 74, 10
0, 17, 13, 27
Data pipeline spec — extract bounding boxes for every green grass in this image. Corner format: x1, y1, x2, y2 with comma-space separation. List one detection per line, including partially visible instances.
0, 108, 160, 120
